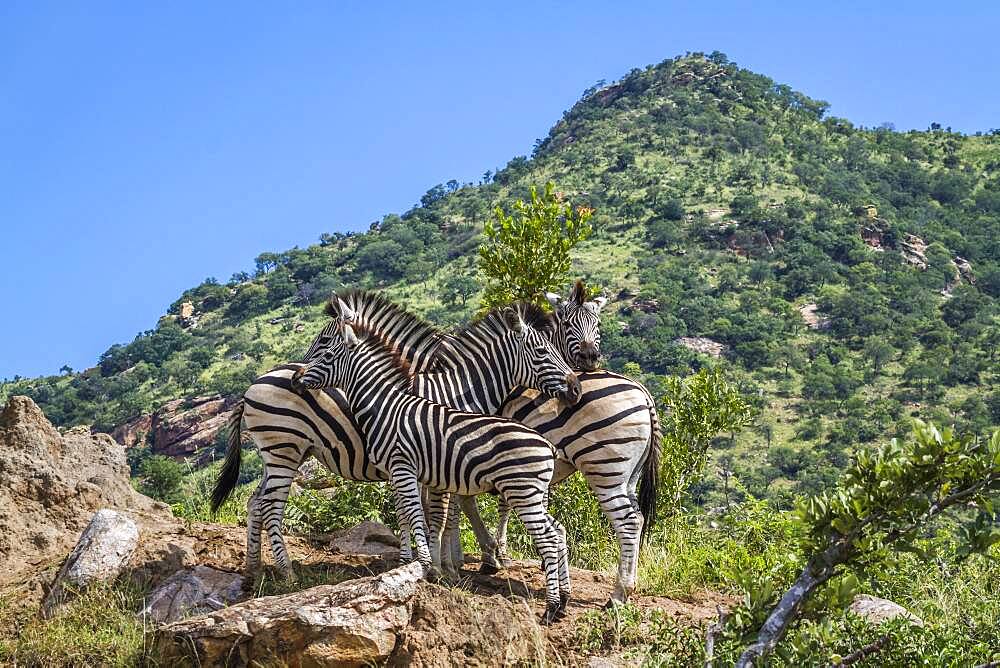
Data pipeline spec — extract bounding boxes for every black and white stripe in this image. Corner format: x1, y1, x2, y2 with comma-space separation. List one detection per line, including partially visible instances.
294, 317, 572, 622
210, 296, 580, 582
342, 285, 662, 606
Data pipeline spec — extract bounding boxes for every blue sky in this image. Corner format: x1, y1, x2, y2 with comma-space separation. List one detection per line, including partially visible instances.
2, 2, 998, 379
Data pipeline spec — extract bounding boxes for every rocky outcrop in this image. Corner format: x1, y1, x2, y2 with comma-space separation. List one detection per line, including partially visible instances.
155, 562, 424, 667
139, 565, 245, 625
154, 562, 547, 667
675, 336, 727, 358
111, 413, 152, 449
41, 509, 139, 618
900, 233, 928, 268
0, 396, 161, 584
111, 395, 238, 460
798, 303, 830, 331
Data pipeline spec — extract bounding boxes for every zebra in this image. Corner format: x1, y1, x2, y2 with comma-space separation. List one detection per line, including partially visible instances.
322, 285, 662, 606
210, 300, 580, 581
291, 309, 573, 623
471, 280, 662, 606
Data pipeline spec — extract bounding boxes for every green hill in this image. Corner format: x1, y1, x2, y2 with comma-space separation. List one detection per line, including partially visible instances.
4, 52, 999, 507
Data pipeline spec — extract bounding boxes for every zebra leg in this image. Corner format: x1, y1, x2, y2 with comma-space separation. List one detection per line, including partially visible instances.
244, 484, 264, 579
390, 465, 435, 578
259, 474, 296, 582
424, 489, 451, 580
494, 498, 514, 567
590, 479, 643, 606
445, 495, 465, 572
549, 515, 571, 610
457, 495, 501, 574
504, 496, 564, 624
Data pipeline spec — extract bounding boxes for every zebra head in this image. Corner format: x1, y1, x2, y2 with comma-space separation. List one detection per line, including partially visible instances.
302, 296, 357, 362
500, 304, 581, 405
292, 303, 360, 391
545, 280, 607, 371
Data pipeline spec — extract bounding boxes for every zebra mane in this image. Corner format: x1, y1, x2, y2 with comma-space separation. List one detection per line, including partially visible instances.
322, 293, 416, 383
428, 301, 554, 369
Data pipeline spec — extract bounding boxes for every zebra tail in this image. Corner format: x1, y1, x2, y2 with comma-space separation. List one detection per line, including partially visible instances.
210, 399, 245, 514
637, 399, 662, 547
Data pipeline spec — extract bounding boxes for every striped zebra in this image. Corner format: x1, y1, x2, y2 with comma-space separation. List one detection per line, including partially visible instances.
210, 300, 579, 581
292, 310, 573, 622
472, 280, 662, 606
325, 285, 662, 606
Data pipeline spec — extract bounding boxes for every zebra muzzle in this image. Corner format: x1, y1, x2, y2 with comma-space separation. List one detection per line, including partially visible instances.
290, 367, 306, 392
561, 373, 582, 405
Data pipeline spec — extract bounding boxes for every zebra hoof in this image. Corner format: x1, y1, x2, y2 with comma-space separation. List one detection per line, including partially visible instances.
478, 561, 500, 576
602, 598, 625, 610
542, 602, 561, 625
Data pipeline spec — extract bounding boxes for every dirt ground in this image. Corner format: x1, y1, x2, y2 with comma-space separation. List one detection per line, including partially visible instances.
3, 521, 729, 666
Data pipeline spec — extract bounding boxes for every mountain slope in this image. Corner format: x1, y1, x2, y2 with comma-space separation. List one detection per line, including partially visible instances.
3, 52, 998, 504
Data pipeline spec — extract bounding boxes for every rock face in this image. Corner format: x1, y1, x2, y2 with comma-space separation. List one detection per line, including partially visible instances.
111, 395, 238, 461
798, 303, 831, 331
849, 594, 924, 627
41, 509, 139, 618
139, 565, 245, 625
0, 396, 158, 584
154, 562, 424, 667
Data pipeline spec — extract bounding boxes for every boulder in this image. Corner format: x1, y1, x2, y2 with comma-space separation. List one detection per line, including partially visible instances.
0, 396, 161, 585
328, 520, 400, 558
154, 562, 424, 667
41, 509, 139, 618
139, 565, 245, 625
154, 562, 546, 667
389, 583, 544, 667
849, 594, 924, 627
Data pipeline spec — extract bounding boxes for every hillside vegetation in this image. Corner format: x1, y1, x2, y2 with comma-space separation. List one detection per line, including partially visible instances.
3, 51, 1000, 664
4, 52, 997, 508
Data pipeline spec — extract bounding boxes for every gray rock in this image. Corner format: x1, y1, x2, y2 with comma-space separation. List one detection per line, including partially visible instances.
329, 520, 400, 557
139, 565, 245, 624
849, 594, 924, 627
154, 562, 424, 667
41, 509, 139, 618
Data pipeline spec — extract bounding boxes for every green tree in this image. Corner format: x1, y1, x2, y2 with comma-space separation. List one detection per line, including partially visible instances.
660, 368, 756, 508
478, 182, 593, 309
440, 274, 478, 308
139, 455, 185, 503
736, 424, 1000, 666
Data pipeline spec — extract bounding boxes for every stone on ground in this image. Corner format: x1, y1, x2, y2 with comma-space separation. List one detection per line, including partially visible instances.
328, 519, 400, 557
40, 509, 139, 618
849, 594, 924, 627
139, 565, 245, 625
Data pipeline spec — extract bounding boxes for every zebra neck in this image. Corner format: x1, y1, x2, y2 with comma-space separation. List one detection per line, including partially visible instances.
338, 340, 411, 437
554, 319, 573, 365
415, 341, 514, 414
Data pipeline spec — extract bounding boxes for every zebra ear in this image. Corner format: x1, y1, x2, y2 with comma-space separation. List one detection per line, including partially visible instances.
544, 292, 562, 308
569, 280, 586, 305
343, 323, 360, 349
501, 307, 524, 334
590, 296, 608, 312
337, 299, 356, 323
